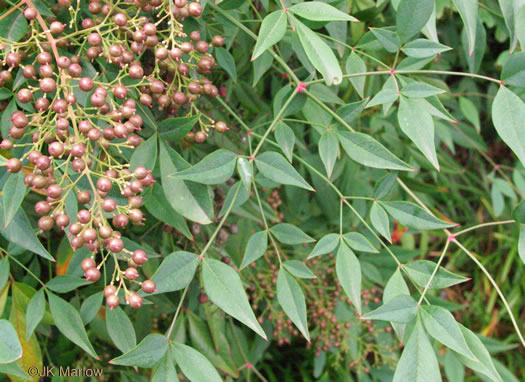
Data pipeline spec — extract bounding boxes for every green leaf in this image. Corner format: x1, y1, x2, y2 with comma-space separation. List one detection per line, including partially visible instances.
459, 97, 480, 133
518, 226, 525, 264
144, 184, 192, 240
237, 157, 253, 192
455, 325, 502, 382
0, 257, 8, 291
343, 232, 378, 253
337, 131, 414, 171
364, 295, 418, 323
374, 172, 398, 199
401, 39, 452, 58
295, 18, 342, 85
276, 268, 310, 340
253, 51, 274, 86
288, 1, 358, 22
400, 82, 445, 98
25, 289, 45, 340
47, 292, 99, 359
492, 86, 525, 167
202, 258, 267, 339
270, 223, 315, 245
501, 52, 525, 88
0, 198, 54, 261
308, 233, 340, 259
0, 319, 22, 364
396, 0, 434, 43
274, 121, 295, 162
420, 305, 475, 359
152, 351, 179, 382
518, 6, 525, 52
106, 307, 136, 353
283, 260, 316, 279
0, 10, 28, 42
252, 10, 287, 61
336, 241, 362, 314
171, 342, 222, 382
130, 134, 157, 171
150, 251, 199, 294
170, 149, 237, 185
80, 291, 103, 325
215, 47, 237, 81
218, 181, 250, 217
158, 116, 198, 143
404, 260, 469, 289
0, 361, 30, 379
1, 99, 17, 138
383, 269, 410, 340
498, 0, 518, 52
370, 28, 401, 53
110, 334, 168, 368
46, 275, 92, 293
337, 99, 367, 124
512, 200, 525, 223
370, 202, 391, 242
345, 52, 366, 98
381, 201, 454, 230
319, 129, 339, 179
444, 350, 465, 382
159, 141, 213, 224
255, 151, 314, 191
2, 172, 26, 228
398, 96, 439, 170
393, 316, 441, 382
240, 230, 268, 269
453, 0, 478, 55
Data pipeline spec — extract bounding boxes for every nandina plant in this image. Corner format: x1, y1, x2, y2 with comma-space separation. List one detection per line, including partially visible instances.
0, 0, 523, 381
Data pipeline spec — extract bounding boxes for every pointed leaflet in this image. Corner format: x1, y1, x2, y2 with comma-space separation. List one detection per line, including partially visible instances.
420, 305, 475, 359
0, 320, 22, 364
498, 0, 519, 52
47, 292, 99, 359
25, 289, 45, 340
255, 151, 314, 191
240, 230, 268, 269
492, 86, 525, 167
396, 0, 434, 43
453, 0, 478, 55
149, 251, 198, 294
80, 292, 103, 325
270, 223, 315, 245
519, 226, 525, 264
364, 295, 418, 323
130, 134, 157, 171
400, 82, 445, 98
110, 334, 168, 368
370, 202, 391, 242
294, 18, 342, 85
401, 39, 452, 58
343, 232, 378, 253
336, 241, 362, 314
158, 116, 198, 143
276, 268, 310, 341
170, 149, 237, 185
288, 1, 358, 22
2, 172, 26, 228
159, 141, 213, 224
319, 129, 339, 179
0, 198, 54, 261
274, 121, 295, 162
215, 47, 237, 82
308, 233, 340, 259
459, 97, 480, 132
252, 11, 287, 61
501, 51, 525, 88
384, 269, 410, 340
106, 307, 137, 353
202, 258, 267, 339
381, 201, 454, 230
370, 28, 401, 53
404, 260, 469, 289
237, 157, 253, 191
393, 316, 441, 382
337, 131, 413, 171
283, 260, 316, 279
455, 324, 502, 382
171, 342, 222, 382
346, 52, 366, 98
398, 96, 439, 170
0, 257, 8, 291
152, 351, 179, 382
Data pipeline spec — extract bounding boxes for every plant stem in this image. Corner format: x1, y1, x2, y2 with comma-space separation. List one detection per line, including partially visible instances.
417, 240, 450, 306
454, 220, 515, 237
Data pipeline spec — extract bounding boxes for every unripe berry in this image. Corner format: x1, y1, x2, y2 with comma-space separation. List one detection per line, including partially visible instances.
106, 294, 120, 309
127, 292, 142, 309
142, 280, 156, 293
47, 184, 62, 198
35, 201, 51, 215
104, 285, 117, 297
77, 209, 91, 224
102, 198, 116, 212
17, 89, 32, 103
7, 158, 22, 173
124, 267, 139, 280
55, 214, 70, 229
132, 249, 148, 265
84, 267, 101, 281
107, 237, 124, 253
38, 216, 54, 231
24, 7, 37, 20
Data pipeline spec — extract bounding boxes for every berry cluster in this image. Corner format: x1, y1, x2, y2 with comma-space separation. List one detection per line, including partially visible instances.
1, 0, 226, 309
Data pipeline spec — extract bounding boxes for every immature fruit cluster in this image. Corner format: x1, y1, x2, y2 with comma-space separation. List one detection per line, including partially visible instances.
1, 0, 226, 309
